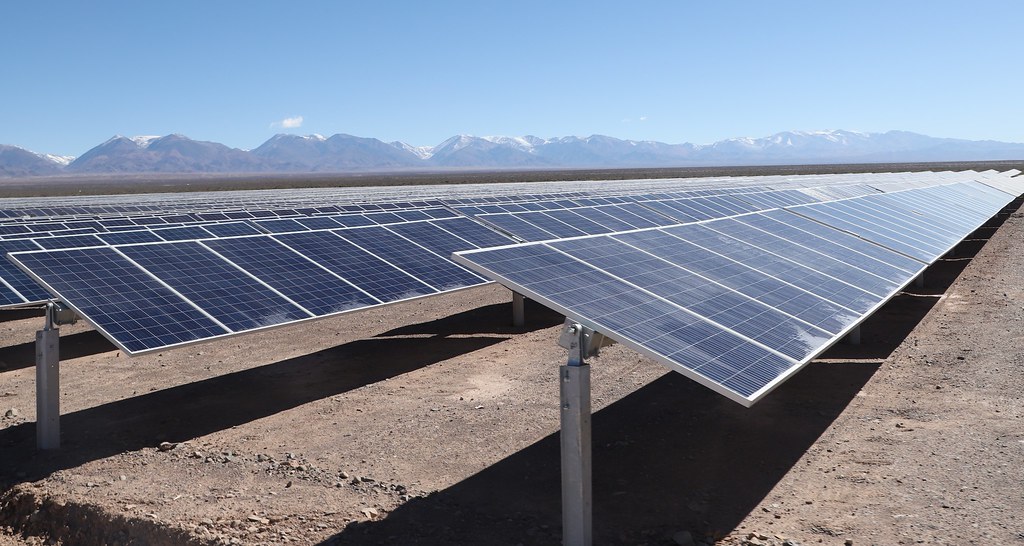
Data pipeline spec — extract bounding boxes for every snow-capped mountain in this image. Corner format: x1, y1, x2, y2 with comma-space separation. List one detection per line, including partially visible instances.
67, 134, 265, 173
0, 145, 66, 177
251, 133, 421, 171
2, 130, 1022, 177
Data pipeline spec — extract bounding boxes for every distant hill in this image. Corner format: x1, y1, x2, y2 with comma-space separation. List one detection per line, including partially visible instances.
3, 129, 1023, 177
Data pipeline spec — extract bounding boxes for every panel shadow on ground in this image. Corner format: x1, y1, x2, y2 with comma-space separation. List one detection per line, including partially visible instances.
325, 359, 878, 545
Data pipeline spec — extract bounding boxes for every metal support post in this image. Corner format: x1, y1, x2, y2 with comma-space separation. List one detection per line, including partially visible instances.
512, 291, 525, 328
560, 322, 592, 546
845, 325, 861, 345
915, 272, 925, 288
36, 303, 60, 450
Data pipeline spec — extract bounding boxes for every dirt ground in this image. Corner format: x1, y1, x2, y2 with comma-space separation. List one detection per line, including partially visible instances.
0, 179, 1022, 545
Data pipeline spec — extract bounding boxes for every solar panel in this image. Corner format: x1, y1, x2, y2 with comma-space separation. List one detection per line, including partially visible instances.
98, 230, 163, 245
201, 237, 381, 315
453, 243, 797, 402
10, 247, 229, 353
453, 180, 1007, 405
117, 242, 312, 331
273, 231, 437, 303
334, 227, 484, 290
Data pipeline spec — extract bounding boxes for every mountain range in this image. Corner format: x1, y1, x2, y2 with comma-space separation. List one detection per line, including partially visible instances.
2, 130, 1023, 178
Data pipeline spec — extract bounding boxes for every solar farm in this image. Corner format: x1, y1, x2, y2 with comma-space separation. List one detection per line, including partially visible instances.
1, 168, 1023, 545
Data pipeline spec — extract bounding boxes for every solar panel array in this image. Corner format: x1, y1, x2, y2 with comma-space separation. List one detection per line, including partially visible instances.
4, 169, 1022, 402
454, 176, 1021, 405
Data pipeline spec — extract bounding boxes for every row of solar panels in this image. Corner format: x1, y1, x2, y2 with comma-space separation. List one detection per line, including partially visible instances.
8, 216, 515, 353
454, 178, 1021, 406
0, 171, 1000, 308
0, 169, 1002, 225
3, 171, 1020, 378
0, 173, 906, 305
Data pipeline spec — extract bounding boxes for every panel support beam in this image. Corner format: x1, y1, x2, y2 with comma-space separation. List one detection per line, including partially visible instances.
512, 291, 526, 328
36, 303, 60, 450
559, 322, 592, 546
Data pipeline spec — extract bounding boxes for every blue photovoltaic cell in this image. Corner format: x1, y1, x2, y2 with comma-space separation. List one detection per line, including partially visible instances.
118, 242, 311, 331
737, 211, 921, 282
550, 237, 832, 361
514, 212, 590, 238
456, 244, 796, 400
753, 210, 924, 275
8, 247, 227, 353
28, 223, 65, 232
329, 214, 376, 227
335, 226, 484, 290
386, 221, 479, 257
614, 229, 858, 334
543, 209, 613, 235
254, 218, 309, 233
394, 210, 431, 222
34, 234, 105, 250
478, 214, 557, 242
736, 192, 790, 209
363, 212, 404, 224
0, 240, 46, 304
884, 190, 987, 229
274, 231, 436, 302
0, 284, 21, 306
196, 213, 230, 222
793, 203, 943, 262
825, 199, 954, 248
608, 203, 677, 227
672, 223, 884, 311
668, 199, 723, 219
429, 217, 515, 248
638, 201, 704, 223
294, 216, 343, 230
202, 237, 380, 316
98, 219, 136, 228
422, 208, 459, 219
0, 225, 30, 236
202, 222, 262, 237
98, 230, 163, 245
704, 218, 897, 297
577, 207, 645, 231
153, 226, 215, 241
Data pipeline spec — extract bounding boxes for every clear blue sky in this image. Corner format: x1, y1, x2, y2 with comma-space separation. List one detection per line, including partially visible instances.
3, 1, 1022, 156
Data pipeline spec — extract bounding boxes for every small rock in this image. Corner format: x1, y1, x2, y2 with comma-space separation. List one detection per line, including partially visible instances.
157, 442, 176, 452
672, 530, 695, 546
360, 507, 379, 519
783, 540, 802, 546
339, 471, 349, 479
248, 515, 270, 525
844, 540, 854, 546
3, 408, 19, 419
200, 518, 214, 527
119, 475, 127, 481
